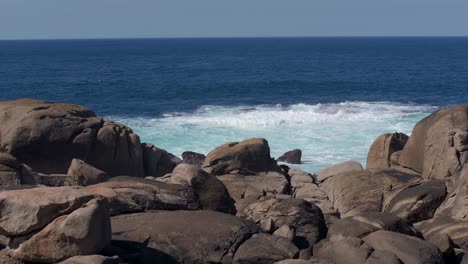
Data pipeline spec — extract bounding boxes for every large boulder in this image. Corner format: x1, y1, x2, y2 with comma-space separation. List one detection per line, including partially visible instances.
111, 210, 259, 264
0, 153, 38, 187
363, 230, 444, 264
238, 197, 327, 250
233, 233, 299, 263
0, 186, 94, 236
399, 105, 468, 179
277, 149, 302, 164
171, 164, 235, 214
321, 169, 420, 218
366, 133, 408, 170
8, 198, 111, 263
182, 151, 206, 167
67, 159, 109, 186
383, 180, 447, 223
218, 172, 289, 204
141, 143, 176, 177
313, 237, 373, 264
202, 138, 276, 175
0, 99, 144, 177
316, 160, 363, 182
85, 176, 199, 215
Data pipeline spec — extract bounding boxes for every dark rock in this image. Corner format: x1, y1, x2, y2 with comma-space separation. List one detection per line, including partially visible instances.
141, 143, 176, 177
233, 233, 299, 263
313, 237, 373, 264
111, 210, 259, 264
182, 151, 206, 167
171, 164, 236, 214
277, 149, 302, 164
366, 132, 408, 170
202, 138, 276, 175
67, 158, 109, 186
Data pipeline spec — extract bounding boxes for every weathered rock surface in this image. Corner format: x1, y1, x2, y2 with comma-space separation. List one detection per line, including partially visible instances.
0, 153, 38, 187
141, 143, 176, 177
86, 176, 199, 215
59, 255, 122, 264
383, 180, 447, 223
171, 164, 235, 214
0, 99, 144, 177
321, 169, 420, 218
316, 160, 363, 182
8, 198, 111, 263
0, 186, 94, 236
67, 158, 109, 186
238, 197, 326, 249
111, 210, 259, 264
366, 132, 408, 170
399, 104, 468, 179
314, 237, 373, 264
218, 171, 289, 204
182, 151, 206, 167
349, 212, 421, 237
363, 230, 444, 264
202, 138, 276, 175
277, 149, 302, 164
233, 233, 299, 263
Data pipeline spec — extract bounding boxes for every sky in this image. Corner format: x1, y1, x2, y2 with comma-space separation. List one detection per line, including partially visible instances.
1, 0, 468, 40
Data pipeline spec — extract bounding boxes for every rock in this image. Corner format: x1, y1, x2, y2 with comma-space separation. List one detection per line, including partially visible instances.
399, 105, 468, 179
383, 180, 447, 223
0, 249, 23, 264
67, 159, 109, 186
171, 164, 236, 214
202, 138, 276, 175
316, 160, 363, 182
0, 153, 21, 186
326, 218, 378, 241
0, 186, 94, 236
0, 99, 144, 177
141, 143, 175, 177
363, 230, 444, 264
313, 237, 373, 264
425, 234, 455, 261
273, 225, 296, 241
233, 233, 299, 264
238, 197, 327, 249
274, 260, 316, 264
277, 149, 302, 164
59, 255, 122, 264
218, 171, 289, 204
85, 176, 199, 215
365, 250, 402, 264
37, 173, 70, 186
321, 169, 420, 218
182, 151, 206, 167
111, 210, 259, 264
366, 133, 409, 170
8, 198, 111, 263
349, 212, 421, 237
289, 169, 334, 214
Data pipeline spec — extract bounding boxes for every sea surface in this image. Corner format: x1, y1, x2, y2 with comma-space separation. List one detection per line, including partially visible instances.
1, 37, 467, 172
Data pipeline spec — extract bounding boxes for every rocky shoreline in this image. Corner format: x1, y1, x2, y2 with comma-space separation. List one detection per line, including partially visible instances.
0, 98, 467, 264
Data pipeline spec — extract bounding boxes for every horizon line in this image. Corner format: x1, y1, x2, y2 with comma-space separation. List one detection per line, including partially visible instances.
1, 35, 468, 41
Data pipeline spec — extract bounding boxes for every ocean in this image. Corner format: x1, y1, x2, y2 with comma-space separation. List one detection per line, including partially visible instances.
1, 37, 467, 172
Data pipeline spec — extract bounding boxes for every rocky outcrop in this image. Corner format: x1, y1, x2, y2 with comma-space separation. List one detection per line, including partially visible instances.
0, 99, 144, 177
0, 153, 38, 187
238, 197, 327, 251
366, 132, 408, 170
171, 164, 236, 214
202, 138, 277, 175
67, 159, 109, 186
141, 143, 176, 177
399, 104, 468, 179
182, 151, 206, 166
85, 176, 199, 215
316, 160, 363, 182
233, 233, 299, 263
277, 149, 302, 164
111, 210, 259, 264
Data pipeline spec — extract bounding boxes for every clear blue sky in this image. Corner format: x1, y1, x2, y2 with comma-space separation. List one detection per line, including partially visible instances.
1, 0, 468, 40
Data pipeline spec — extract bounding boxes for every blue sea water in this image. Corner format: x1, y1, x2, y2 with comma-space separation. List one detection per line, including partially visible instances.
1, 37, 467, 172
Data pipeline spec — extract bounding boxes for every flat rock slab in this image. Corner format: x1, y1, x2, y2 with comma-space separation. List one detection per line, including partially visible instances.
111, 210, 259, 264
0, 186, 94, 236
316, 160, 363, 182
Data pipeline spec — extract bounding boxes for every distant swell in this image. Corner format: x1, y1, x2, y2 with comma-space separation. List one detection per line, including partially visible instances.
108, 101, 435, 172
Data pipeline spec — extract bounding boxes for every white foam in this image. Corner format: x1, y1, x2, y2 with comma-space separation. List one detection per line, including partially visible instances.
107, 101, 434, 173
